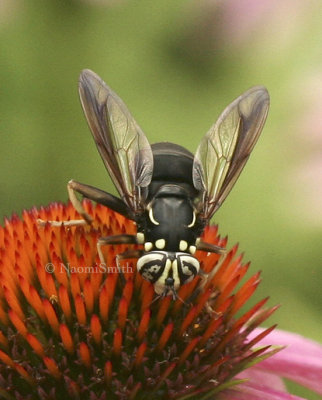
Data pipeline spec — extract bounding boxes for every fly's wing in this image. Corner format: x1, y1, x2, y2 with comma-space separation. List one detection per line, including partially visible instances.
79, 69, 153, 213
193, 86, 269, 221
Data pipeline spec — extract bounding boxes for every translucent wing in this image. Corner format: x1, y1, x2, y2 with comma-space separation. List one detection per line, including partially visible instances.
79, 69, 153, 212
193, 86, 269, 221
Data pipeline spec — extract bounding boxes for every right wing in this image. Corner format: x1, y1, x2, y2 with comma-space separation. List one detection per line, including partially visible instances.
193, 86, 270, 221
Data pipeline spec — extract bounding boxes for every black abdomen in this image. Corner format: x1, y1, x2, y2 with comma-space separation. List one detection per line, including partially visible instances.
148, 142, 199, 200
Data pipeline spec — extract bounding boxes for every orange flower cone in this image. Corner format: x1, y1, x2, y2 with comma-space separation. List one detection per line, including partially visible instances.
0, 201, 281, 399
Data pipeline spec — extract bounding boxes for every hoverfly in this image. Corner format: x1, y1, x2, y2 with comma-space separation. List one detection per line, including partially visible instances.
50, 70, 269, 299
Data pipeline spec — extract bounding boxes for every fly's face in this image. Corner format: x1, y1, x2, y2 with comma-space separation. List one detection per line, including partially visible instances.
137, 251, 200, 297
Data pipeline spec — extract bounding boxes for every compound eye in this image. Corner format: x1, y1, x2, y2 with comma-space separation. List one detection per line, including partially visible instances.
177, 254, 200, 285
137, 252, 166, 283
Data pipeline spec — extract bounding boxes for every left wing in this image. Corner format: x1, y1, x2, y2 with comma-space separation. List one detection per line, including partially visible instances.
193, 86, 270, 221
79, 69, 153, 213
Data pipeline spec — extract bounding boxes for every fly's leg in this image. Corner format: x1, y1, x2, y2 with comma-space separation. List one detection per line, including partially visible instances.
67, 180, 133, 219
115, 249, 144, 285
196, 240, 226, 255
194, 268, 221, 315
197, 268, 210, 291
97, 234, 139, 266
37, 180, 93, 227
37, 179, 132, 227
115, 249, 144, 270
189, 242, 226, 314
97, 235, 143, 284
193, 239, 225, 292
65, 179, 94, 224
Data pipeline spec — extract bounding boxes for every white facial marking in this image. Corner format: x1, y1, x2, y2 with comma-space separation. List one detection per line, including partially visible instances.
187, 210, 196, 228
179, 240, 188, 251
155, 239, 166, 249
144, 242, 153, 251
137, 252, 165, 271
171, 259, 180, 289
148, 207, 159, 225
189, 245, 196, 255
154, 259, 172, 295
136, 232, 145, 244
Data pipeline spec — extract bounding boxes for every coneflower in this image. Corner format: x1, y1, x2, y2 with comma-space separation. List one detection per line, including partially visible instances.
0, 201, 321, 399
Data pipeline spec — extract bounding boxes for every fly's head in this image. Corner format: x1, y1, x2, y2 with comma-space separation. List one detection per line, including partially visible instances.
136, 251, 200, 298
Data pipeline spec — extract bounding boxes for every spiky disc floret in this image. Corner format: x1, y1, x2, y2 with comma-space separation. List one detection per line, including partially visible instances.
0, 201, 278, 399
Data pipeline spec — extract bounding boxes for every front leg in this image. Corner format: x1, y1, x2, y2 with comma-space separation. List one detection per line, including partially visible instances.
194, 240, 225, 292
196, 240, 226, 255
68, 180, 133, 220
116, 249, 144, 270
38, 180, 133, 228
96, 235, 143, 286
97, 234, 140, 265
37, 180, 93, 227
67, 180, 93, 224
67, 179, 134, 224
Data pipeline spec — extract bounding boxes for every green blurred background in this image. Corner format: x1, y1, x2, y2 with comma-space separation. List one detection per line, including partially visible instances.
0, 1, 321, 397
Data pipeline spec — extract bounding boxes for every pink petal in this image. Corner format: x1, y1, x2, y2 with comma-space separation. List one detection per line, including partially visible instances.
237, 369, 287, 392
219, 380, 306, 400
248, 328, 322, 395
